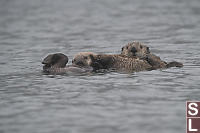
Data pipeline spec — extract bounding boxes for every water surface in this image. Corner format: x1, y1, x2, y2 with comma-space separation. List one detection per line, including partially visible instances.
0, 0, 200, 133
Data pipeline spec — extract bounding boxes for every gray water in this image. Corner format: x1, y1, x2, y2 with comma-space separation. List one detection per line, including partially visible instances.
0, 0, 200, 133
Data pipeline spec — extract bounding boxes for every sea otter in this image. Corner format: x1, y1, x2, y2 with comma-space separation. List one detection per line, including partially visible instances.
72, 52, 152, 72
121, 41, 183, 69
42, 53, 93, 74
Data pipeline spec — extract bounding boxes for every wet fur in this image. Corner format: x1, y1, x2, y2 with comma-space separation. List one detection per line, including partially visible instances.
121, 41, 183, 69
42, 53, 92, 74
72, 52, 152, 72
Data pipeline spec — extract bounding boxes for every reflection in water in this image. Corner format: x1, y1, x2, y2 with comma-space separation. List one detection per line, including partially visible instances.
0, 0, 200, 133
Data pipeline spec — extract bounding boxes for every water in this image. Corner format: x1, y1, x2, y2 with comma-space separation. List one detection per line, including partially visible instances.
0, 0, 200, 133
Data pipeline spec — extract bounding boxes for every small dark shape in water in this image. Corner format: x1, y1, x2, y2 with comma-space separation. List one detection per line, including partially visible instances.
42, 53, 93, 74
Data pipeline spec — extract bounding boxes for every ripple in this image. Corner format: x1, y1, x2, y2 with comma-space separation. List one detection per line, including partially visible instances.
0, 0, 200, 133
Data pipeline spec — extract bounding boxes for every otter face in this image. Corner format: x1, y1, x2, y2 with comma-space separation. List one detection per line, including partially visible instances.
72, 52, 96, 67
42, 53, 68, 69
121, 41, 150, 58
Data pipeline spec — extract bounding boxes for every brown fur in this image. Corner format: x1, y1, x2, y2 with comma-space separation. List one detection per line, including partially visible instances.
72, 52, 152, 72
121, 41, 183, 69
121, 41, 150, 58
42, 53, 93, 74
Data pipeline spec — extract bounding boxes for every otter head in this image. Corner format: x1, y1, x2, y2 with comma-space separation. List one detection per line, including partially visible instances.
72, 52, 103, 70
121, 41, 150, 59
72, 52, 96, 67
42, 53, 68, 70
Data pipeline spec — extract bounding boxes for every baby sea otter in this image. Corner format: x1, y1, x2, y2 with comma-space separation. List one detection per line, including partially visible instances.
42, 53, 93, 74
72, 52, 152, 72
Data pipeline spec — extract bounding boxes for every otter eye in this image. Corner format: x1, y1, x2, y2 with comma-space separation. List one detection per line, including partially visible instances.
126, 46, 128, 49
76, 61, 84, 66
89, 54, 94, 61
121, 47, 124, 51
140, 45, 143, 49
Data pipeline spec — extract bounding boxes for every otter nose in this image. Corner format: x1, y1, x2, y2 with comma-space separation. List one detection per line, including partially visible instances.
131, 47, 137, 53
42, 61, 48, 64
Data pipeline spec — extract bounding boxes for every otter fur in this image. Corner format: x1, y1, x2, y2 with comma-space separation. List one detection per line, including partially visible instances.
42, 53, 93, 74
72, 52, 152, 72
121, 41, 183, 69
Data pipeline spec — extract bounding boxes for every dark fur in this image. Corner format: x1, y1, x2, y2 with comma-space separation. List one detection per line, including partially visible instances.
42, 53, 68, 72
42, 53, 93, 74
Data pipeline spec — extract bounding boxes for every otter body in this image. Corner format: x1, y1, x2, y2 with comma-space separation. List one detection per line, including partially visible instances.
43, 65, 93, 74
72, 52, 152, 72
42, 41, 183, 75
93, 54, 152, 72
42, 53, 93, 74
121, 41, 183, 69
